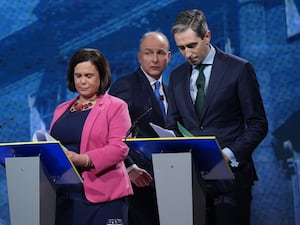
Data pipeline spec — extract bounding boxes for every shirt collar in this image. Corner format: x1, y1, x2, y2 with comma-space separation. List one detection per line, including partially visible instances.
140, 66, 163, 86
202, 44, 216, 65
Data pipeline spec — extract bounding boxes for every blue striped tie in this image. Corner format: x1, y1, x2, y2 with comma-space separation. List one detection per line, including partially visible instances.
154, 81, 166, 119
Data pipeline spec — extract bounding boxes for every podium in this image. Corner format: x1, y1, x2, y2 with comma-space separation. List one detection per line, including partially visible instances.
0, 141, 82, 225
125, 136, 234, 225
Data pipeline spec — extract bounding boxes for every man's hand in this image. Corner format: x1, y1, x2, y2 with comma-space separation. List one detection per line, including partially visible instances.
222, 152, 230, 164
128, 166, 153, 187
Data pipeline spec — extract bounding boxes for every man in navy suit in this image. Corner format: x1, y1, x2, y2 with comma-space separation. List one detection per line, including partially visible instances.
167, 9, 268, 225
109, 31, 171, 225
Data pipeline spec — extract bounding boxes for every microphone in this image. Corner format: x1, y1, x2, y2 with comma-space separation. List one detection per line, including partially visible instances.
0, 117, 14, 129
125, 107, 152, 139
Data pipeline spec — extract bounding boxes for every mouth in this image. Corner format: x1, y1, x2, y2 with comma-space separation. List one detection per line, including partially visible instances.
189, 57, 199, 65
150, 66, 161, 70
78, 88, 90, 92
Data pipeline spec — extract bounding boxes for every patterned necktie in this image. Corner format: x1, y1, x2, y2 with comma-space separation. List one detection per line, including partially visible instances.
195, 64, 206, 117
154, 81, 166, 119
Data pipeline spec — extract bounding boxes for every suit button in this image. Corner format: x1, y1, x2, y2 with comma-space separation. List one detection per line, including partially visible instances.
200, 126, 204, 130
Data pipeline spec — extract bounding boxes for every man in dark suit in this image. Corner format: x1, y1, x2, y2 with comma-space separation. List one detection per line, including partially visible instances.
109, 31, 171, 225
166, 10, 268, 225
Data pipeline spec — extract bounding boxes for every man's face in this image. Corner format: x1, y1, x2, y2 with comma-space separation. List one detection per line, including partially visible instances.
138, 34, 171, 80
174, 28, 211, 66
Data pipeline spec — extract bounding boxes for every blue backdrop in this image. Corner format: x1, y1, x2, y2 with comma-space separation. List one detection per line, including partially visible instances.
1, 0, 300, 224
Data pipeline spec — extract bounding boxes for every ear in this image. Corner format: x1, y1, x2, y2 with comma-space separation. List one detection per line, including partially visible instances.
167, 51, 171, 63
137, 51, 142, 64
204, 30, 211, 44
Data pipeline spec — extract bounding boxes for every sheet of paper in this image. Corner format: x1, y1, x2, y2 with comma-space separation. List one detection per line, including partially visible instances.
177, 122, 193, 137
32, 130, 68, 151
150, 123, 176, 137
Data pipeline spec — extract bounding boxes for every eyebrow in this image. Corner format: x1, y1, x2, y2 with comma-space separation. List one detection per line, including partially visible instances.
143, 48, 168, 52
177, 42, 198, 49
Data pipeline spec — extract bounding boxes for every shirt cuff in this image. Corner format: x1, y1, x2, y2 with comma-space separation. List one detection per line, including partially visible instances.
127, 164, 138, 173
222, 147, 239, 167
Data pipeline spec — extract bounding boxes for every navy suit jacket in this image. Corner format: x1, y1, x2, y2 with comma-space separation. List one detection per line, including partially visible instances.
109, 68, 167, 176
166, 47, 268, 191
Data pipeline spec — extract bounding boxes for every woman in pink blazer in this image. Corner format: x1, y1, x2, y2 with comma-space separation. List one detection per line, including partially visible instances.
50, 48, 133, 225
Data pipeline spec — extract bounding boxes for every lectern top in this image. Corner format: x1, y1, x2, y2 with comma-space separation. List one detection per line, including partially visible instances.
0, 141, 82, 185
124, 136, 234, 180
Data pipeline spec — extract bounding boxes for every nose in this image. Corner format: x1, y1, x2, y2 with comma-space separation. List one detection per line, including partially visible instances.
79, 76, 87, 84
152, 53, 159, 62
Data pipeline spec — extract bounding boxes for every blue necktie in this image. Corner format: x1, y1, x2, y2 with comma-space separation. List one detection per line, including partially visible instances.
154, 81, 166, 119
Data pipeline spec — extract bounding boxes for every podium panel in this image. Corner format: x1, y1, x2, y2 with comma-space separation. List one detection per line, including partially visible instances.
125, 137, 234, 225
0, 141, 82, 225
6, 157, 56, 225
152, 152, 205, 225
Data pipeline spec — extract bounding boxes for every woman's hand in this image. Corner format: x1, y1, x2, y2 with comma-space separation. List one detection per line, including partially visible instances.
65, 150, 92, 167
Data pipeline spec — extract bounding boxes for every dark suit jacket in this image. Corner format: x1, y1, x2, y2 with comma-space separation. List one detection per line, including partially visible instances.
166, 47, 268, 192
109, 68, 167, 177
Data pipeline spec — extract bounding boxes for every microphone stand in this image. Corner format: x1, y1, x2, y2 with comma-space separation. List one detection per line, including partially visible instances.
125, 107, 152, 140
0, 117, 14, 129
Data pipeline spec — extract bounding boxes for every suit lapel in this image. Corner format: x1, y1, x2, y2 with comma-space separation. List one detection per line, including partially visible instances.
202, 50, 227, 119
183, 64, 195, 108
136, 69, 166, 123
80, 95, 105, 152
181, 63, 200, 120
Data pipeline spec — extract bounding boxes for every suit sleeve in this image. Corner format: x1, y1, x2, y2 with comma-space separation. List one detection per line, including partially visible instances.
165, 71, 185, 136
109, 79, 136, 168
228, 63, 268, 161
109, 79, 134, 109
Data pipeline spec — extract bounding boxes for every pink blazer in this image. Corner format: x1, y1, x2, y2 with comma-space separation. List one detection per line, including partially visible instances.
50, 94, 133, 203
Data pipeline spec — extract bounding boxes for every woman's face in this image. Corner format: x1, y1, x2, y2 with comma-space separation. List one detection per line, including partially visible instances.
73, 61, 100, 99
